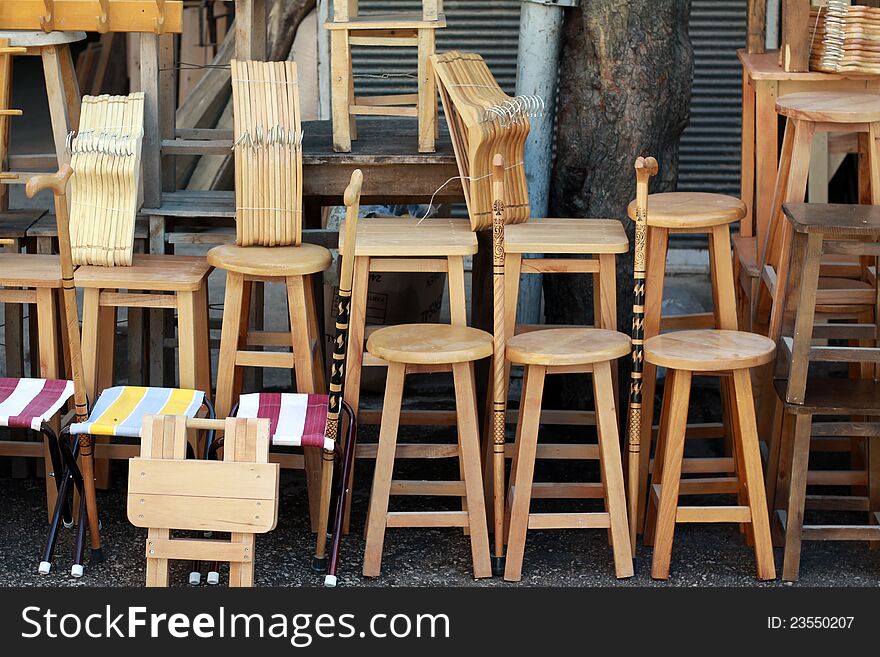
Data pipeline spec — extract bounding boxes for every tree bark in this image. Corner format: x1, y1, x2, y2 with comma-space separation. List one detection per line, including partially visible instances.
544, 1, 693, 407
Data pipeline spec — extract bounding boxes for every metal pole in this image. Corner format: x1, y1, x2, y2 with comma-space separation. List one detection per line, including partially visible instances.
514, 0, 577, 325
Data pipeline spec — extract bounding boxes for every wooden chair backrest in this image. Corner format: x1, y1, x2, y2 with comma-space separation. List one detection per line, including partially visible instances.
332, 0, 443, 21
231, 59, 303, 247
433, 51, 530, 231
325, 169, 363, 443
68, 92, 144, 266
128, 415, 279, 534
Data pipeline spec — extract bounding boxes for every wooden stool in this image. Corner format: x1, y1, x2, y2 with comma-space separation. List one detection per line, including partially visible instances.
0, 31, 82, 209
209, 243, 331, 524
627, 191, 746, 532
326, 0, 444, 153
767, 202, 880, 580
340, 216, 476, 527
362, 323, 492, 579
503, 328, 634, 581
644, 329, 777, 580
0, 251, 63, 518
753, 91, 880, 345
128, 415, 279, 588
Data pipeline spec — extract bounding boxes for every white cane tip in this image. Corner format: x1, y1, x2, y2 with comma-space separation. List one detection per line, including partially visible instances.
70, 564, 84, 578
189, 572, 201, 586
207, 571, 220, 586
324, 575, 337, 587
38, 561, 51, 575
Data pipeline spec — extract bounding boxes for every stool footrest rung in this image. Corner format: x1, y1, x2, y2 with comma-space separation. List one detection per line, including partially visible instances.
777, 510, 880, 541
527, 512, 611, 529
676, 505, 751, 523
235, 350, 295, 369
650, 456, 735, 474
504, 443, 600, 460
385, 511, 469, 528
389, 480, 466, 496
530, 482, 604, 499
359, 409, 457, 426
677, 476, 741, 495
357, 442, 459, 458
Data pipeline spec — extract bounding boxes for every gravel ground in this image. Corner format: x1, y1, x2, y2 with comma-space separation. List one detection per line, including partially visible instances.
2, 382, 879, 589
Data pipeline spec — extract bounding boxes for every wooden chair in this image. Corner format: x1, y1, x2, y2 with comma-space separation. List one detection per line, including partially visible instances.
228, 169, 364, 587
633, 157, 776, 581
209, 60, 331, 530
27, 167, 214, 580
326, 0, 445, 153
128, 415, 279, 588
768, 202, 880, 581
494, 154, 633, 582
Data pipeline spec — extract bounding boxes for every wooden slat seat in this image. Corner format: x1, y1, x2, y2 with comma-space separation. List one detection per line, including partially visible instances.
784, 201, 880, 234
773, 377, 880, 415
645, 329, 775, 372
0, 253, 61, 288
504, 217, 629, 254
338, 216, 476, 257
626, 192, 746, 229
74, 254, 211, 292
776, 91, 880, 123
206, 243, 331, 278
506, 328, 630, 366
367, 323, 492, 365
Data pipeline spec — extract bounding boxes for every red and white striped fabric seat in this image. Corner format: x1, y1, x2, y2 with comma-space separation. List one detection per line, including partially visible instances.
237, 393, 334, 450
0, 378, 74, 431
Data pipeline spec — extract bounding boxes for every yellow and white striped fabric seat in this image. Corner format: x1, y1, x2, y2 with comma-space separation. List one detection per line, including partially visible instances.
69, 386, 205, 438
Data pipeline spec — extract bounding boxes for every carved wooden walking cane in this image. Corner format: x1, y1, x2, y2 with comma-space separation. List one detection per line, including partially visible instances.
490, 153, 507, 574
27, 165, 104, 562
627, 156, 658, 550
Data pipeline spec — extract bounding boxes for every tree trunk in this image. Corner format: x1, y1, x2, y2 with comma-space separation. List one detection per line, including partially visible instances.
544, 1, 693, 407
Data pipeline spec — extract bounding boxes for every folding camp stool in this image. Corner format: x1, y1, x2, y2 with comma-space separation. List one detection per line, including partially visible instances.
128, 415, 279, 587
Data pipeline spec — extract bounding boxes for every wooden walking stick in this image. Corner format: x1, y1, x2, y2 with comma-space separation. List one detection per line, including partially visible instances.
27, 165, 104, 562
626, 155, 658, 551
490, 153, 507, 574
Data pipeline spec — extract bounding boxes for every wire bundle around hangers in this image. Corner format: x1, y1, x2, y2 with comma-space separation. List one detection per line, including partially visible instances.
810, 1, 880, 74
231, 59, 303, 247
68, 93, 144, 267
432, 51, 536, 230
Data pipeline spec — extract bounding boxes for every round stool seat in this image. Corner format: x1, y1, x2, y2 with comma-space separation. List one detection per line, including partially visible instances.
506, 328, 630, 366
367, 324, 492, 365
207, 243, 331, 277
0, 30, 87, 47
644, 329, 775, 372
776, 91, 880, 124
627, 192, 746, 228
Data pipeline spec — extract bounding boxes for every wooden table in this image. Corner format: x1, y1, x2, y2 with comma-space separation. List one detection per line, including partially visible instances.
739, 50, 880, 248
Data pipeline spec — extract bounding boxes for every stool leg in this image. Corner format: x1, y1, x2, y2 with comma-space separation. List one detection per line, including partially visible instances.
732, 369, 776, 580
637, 226, 669, 532
453, 362, 491, 578
176, 291, 198, 390
644, 369, 674, 546
417, 28, 436, 153
81, 288, 101, 400
651, 369, 691, 580
215, 272, 245, 419
363, 363, 406, 577
330, 30, 352, 152
288, 275, 322, 531
782, 413, 811, 581
313, 448, 335, 571
504, 364, 545, 582
593, 360, 634, 578
868, 436, 879, 550
194, 283, 213, 397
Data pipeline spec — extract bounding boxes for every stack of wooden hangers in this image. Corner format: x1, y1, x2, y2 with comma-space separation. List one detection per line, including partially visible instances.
432, 51, 541, 230
231, 59, 303, 247
68, 93, 144, 267
810, 1, 880, 74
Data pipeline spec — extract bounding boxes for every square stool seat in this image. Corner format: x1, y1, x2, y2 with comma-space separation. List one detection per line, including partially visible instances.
504, 217, 629, 254
73, 254, 211, 291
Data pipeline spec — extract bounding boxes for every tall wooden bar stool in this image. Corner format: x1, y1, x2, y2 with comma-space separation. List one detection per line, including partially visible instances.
627, 189, 747, 532
339, 215, 477, 530
632, 158, 776, 580
768, 202, 880, 581
326, 0, 444, 153
753, 92, 880, 349
210, 60, 330, 528
362, 323, 492, 579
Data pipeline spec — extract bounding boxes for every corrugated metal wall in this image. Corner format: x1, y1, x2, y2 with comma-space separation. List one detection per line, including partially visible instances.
351, 1, 521, 97
678, 0, 747, 196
